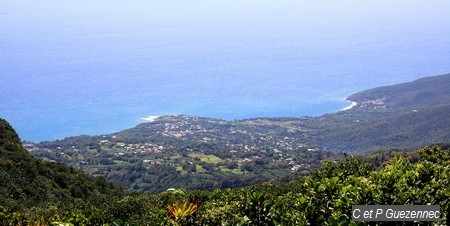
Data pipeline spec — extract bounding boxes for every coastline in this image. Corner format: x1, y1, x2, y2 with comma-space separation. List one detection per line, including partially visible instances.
341, 101, 358, 111
140, 115, 160, 122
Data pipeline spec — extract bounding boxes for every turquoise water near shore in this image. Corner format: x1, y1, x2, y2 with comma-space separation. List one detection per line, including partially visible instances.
1, 0, 450, 141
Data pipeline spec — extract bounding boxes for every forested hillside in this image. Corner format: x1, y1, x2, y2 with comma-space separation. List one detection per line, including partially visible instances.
313, 104, 450, 151
347, 73, 450, 112
318, 73, 450, 151
3, 128, 450, 225
0, 119, 124, 215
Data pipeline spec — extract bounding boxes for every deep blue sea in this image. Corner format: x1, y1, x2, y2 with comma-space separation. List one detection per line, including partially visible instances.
1, 0, 450, 141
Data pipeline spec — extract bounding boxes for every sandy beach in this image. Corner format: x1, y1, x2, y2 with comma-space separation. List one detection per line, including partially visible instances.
341, 101, 357, 111
140, 116, 160, 122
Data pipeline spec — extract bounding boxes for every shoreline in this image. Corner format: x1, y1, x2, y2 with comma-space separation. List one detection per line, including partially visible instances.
140, 115, 160, 122
22, 101, 356, 142
341, 101, 358, 111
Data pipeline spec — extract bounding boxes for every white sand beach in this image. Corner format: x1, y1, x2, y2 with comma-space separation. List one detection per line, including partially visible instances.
140, 116, 160, 122
341, 101, 357, 111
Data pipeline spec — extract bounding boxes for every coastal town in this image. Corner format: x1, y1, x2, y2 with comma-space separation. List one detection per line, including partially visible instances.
29, 115, 330, 192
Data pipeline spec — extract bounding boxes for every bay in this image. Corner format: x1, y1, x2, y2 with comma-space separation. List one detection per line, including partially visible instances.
1, 0, 450, 141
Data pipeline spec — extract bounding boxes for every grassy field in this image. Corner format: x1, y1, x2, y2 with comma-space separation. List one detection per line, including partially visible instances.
195, 165, 206, 173
116, 142, 126, 147
188, 153, 224, 164
220, 167, 242, 175
175, 166, 188, 175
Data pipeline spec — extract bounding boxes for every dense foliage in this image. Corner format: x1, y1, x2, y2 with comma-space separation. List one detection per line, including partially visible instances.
2, 138, 450, 224
313, 104, 450, 152
347, 73, 450, 112
0, 119, 125, 212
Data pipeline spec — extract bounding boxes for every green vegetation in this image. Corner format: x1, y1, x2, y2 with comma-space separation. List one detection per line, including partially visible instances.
30, 74, 450, 192
32, 119, 324, 192
188, 153, 224, 164
0, 119, 125, 212
0, 118, 127, 225
347, 73, 450, 112
2, 131, 450, 224
1, 74, 449, 224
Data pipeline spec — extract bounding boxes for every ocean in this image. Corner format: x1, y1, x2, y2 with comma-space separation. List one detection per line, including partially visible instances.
1, 0, 450, 141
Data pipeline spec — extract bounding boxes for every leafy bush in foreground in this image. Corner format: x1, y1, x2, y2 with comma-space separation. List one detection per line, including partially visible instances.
1, 145, 449, 225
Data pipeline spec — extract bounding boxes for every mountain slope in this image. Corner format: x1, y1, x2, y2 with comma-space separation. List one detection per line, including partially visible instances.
317, 73, 450, 152
0, 118, 124, 210
347, 73, 450, 112
315, 104, 450, 152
